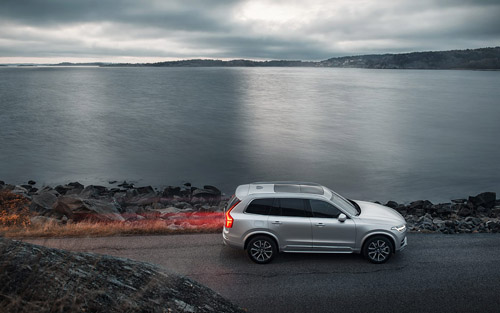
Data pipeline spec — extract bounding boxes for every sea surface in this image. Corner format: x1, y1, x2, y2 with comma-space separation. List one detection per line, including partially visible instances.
1, 66, 499, 202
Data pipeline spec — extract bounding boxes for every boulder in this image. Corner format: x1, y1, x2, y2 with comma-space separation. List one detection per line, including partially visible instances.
28, 180, 36, 185
192, 188, 221, 204
55, 182, 84, 195
468, 192, 496, 209
385, 201, 398, 209
80, 185, 109, 198
135, 186, 155, 195
118, 181, 134, 189
11, 185, 30, 197
0, 238, 245, 313
457, 205, 472, 217
204, 185, 221, 195
53, 196, 124, 222
163, 186, 181, 197
29, 191, 58, 213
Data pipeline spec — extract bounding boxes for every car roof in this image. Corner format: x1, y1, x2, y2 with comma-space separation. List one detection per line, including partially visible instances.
235, 182, 332, 200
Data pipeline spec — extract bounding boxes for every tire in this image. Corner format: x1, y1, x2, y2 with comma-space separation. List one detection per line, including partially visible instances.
363, 236, 393, 264
247, 236, 277, 264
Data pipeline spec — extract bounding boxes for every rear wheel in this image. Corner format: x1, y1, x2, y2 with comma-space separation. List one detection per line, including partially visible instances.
247, 236, 277, 264
363, 236, 393, 264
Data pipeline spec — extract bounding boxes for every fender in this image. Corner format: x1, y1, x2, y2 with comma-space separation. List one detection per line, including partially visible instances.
359, 230, 397, 251
243, 230, 280, 250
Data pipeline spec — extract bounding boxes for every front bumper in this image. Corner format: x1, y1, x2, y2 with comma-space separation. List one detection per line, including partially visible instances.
397, 236, 408, 252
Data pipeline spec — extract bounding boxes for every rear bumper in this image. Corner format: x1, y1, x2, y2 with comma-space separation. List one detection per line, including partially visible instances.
222, 229, 244, 250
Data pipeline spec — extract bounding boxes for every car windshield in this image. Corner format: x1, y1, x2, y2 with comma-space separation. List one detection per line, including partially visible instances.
328, 189, 359, 216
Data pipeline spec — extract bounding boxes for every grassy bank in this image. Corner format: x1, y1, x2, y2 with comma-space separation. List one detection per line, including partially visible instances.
1, 219, 223, 238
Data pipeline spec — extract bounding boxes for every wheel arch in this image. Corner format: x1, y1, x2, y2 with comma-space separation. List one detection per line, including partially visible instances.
361, 231, 396, 253
244, 231, 280, 250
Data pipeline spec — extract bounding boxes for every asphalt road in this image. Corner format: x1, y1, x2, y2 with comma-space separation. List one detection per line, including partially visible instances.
24, 233, 500, 313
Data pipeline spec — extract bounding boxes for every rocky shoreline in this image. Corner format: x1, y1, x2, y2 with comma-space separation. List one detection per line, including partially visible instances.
1, 180, 499, 234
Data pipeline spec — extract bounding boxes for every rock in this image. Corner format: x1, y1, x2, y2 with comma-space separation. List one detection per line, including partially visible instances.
192, 188, 221, 204
118, 181, 134, 189
122, 193, 159, 207
203, 185, 221, 195
109, 180, 117, 184
414, 208, 425, 217
184, 182, 192, 187
457, 205, 472, 217
55, 182, 84, 195
490, 208, 500, 218
0, 238, 245, 313
486, 221, 500, 233
80, 185, 109, 198
28, 180, 36, 185
135, 186, 155, 195
385, 201, 398, 209
451, 198, 467, 204
0, 180, 5, 186
468, 192, 496, 209
21, 184, 33, 190
409, 200, 433, 211
29, 191, 58, 213
30, 216, 62, 227
11, 185, 30, 197
174, 202, 193, 210
163, 186, 181, 197
53, 196, 124, 222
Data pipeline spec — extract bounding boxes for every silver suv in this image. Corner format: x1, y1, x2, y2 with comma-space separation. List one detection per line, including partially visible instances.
222, 182, 407, 264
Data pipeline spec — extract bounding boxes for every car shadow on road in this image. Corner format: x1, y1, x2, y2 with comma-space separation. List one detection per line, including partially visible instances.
219, 245, 408, 271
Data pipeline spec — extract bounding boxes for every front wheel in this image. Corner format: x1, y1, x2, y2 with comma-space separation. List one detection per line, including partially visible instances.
363, 236, 393, 264
247, 236, 277, 264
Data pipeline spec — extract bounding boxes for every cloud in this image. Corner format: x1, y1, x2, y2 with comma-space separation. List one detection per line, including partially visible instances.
0, 0, 499, 62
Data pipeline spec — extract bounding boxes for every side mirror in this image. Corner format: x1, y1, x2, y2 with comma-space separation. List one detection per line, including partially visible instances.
338, 213, 347, 222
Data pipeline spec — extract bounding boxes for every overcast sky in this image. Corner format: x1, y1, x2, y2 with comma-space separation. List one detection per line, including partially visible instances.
1, 0, 499, 63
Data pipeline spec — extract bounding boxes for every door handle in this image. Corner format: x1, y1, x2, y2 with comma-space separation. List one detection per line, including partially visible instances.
271, 221, 282, 225
315, 223, 325, 227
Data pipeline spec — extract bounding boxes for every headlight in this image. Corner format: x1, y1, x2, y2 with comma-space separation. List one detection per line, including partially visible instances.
391, 224, 406, 232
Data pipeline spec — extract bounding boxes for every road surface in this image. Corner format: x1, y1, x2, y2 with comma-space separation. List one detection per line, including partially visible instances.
24, 233, 500, 313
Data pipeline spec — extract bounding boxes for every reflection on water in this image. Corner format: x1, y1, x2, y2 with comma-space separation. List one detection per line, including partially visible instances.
1, 67, 499, 202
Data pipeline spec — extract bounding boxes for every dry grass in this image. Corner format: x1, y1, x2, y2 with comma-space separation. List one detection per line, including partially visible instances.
1, 210, 224, 238
0, 191, 31, 227
0, 189, 225, 238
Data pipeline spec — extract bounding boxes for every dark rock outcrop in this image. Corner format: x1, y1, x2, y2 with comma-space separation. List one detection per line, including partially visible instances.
0, 238, 244, 313
468, 192, 496, 209
53, 196, 124, 222
29, 192, 58, 213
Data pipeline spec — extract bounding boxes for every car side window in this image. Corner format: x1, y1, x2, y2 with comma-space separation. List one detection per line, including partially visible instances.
309, 200, 341, 218
279, 198, 307, 217
246, 198, 274, 215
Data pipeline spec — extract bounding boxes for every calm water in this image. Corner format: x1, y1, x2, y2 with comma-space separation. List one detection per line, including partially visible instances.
1, 67, 499, 202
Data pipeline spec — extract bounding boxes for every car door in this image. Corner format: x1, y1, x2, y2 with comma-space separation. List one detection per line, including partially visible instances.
308, 199, 357, 252
267, 198, 312, 252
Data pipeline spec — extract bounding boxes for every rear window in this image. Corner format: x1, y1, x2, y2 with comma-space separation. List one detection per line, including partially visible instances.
226, 195, 240, 211
246, 198, 274, 215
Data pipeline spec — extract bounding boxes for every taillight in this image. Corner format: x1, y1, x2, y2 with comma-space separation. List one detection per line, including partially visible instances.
225, 199, 240, 228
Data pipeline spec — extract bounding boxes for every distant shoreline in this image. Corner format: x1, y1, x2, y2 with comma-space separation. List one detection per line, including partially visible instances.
2, 46, 499, 70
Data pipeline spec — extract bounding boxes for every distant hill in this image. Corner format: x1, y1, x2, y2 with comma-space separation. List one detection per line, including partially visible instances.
3, 47, 497, 69
319, 47, 500, 69
105, 59, 314, 67
101, 47, 500, 69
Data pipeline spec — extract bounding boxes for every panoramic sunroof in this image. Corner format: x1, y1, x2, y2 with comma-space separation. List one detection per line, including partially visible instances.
274, 184, 324, 195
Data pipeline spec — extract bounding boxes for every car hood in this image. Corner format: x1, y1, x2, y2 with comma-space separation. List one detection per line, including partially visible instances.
355, 200, 405, 224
